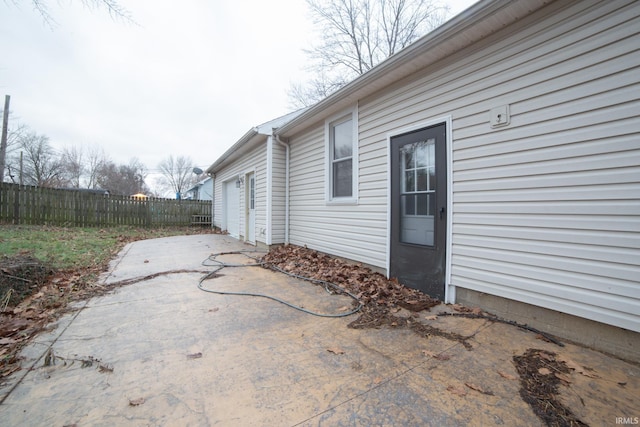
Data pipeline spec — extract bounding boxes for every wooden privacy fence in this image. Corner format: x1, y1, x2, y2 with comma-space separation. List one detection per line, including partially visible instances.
0, 183, 212, 228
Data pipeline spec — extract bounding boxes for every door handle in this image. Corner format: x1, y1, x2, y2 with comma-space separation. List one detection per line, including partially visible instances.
439, 207, 445, 219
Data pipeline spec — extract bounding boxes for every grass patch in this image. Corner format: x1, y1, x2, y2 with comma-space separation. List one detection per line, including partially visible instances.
0, 225, 213, 270
0, 224, 218, 383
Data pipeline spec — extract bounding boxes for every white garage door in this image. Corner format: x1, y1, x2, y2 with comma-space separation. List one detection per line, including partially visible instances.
224, 180, 239, 238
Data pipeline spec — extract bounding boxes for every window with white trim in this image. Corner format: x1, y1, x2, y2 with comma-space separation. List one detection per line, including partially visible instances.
326, 108, 357, 203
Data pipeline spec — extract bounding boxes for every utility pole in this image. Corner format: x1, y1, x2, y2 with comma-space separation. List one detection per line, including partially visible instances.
0, 95, 10, 183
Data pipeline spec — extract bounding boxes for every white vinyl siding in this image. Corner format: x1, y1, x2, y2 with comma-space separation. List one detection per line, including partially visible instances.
289, 0, 640, 332
289, 124, 387, 268
270, 139, 287, 244
213, 143, 268, 245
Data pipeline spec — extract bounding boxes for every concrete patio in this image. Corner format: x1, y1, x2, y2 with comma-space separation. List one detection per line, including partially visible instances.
0, 234, 637, 426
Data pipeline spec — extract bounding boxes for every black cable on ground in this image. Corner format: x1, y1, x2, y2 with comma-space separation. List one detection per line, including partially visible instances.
436, 312, 564, 347
198, 250, 363, 318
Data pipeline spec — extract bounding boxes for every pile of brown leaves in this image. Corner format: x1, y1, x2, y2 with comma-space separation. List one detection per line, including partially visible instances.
0, 255, 53, 308
261, 245, 439, 311
513, 349, 588, 427
0, 258, 109, 383
1, 256, 54, 380
262, 245, 478, 348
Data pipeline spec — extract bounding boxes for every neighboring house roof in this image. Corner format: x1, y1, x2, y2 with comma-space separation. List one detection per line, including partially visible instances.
276, 0, 549, 138
186, 176, 212, 195
206, 109, 307, 174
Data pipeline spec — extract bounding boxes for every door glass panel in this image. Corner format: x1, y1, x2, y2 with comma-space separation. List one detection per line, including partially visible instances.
416, 193, 430, 216
416, 143, 428, 168
428, 167, 436, 191
403, 148, 414, 169
404, 171, 414, 192
250, 177, 255, 210
416, 169, 427, 191
400, 138, 435, 246
402, 194, 415, 216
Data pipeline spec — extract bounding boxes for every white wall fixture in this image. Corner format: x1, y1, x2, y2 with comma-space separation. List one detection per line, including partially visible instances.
490, 105, 510, 128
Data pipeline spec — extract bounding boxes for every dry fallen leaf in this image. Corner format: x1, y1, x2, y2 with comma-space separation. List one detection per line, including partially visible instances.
562, 358, 581, 371
559, 357, 600, 378
497, 371, 517, 381
538, 367, 552, 375
465, 382, 494, 395
424, 315, 438, 321
98, 364, 114, 373
447, 385, 467, 396
422, 350, 450, 360
538, 351, 554, 361
129, 397, 145, 406
187, 352, 202, 359
327, 347, 344, 355
554, 372, 572, 384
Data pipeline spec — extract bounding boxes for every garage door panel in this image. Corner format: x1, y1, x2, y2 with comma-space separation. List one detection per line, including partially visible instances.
224, 181, 239, 238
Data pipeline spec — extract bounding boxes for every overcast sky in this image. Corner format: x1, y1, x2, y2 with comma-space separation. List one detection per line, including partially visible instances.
1, 0, 476, 187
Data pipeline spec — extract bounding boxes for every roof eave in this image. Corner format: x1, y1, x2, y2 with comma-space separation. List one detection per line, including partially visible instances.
206, 108, 310, 175
206, 128, 263, 175
276, 0, 550, 138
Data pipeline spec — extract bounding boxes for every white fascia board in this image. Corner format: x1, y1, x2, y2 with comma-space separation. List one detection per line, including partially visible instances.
276, 0, 550, 138
206, 128, 261, 175
207, 109, 309, 175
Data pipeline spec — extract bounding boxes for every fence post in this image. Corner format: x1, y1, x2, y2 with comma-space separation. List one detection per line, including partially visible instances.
13, 183, 19, 224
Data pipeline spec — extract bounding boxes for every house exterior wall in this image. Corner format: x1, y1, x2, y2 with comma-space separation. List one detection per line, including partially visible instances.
269, 138, 288, 245
287, 0, 640, 333
212, 143, 268, 245
289, 122, 388, 268
186, 178, 213, 201
199, 179, 214, 201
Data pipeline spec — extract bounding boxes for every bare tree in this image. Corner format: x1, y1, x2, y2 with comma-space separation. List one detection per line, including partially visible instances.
60, 145, 84, 188
85, 145, 109, 189
290, 0, 449, 107
158, 155, 197, 199
7, 0, 133, 26
2, 122, 28, 184
19, 130, 64, 187
56, 144, 112, 189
